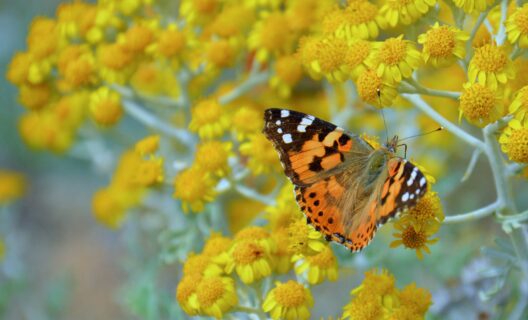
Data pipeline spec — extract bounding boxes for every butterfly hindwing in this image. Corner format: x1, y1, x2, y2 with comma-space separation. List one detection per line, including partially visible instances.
263, 108, 372, 186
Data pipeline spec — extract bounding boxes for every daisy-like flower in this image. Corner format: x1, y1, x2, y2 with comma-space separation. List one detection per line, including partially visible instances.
194, 140, 232, 178
459, 82, 504, 127
176, 274, 202, 316
183, 253, 224, 278
293, 245, 338, 285
401, 190, 444, 230
379, 0, 437, 27
296, 35, 348, 82
287, 219, 326, 256
195, 276, 238, 319
96, 43, 136, 84
89, 87, 123, 126
262, 280, 314, 320
397, 283, 432, 317
239, 133, 282, 175
231, 106, 262, 141
499, 118, 528, 163
390, 219, 439, 259
506, 4, 528, 48
234, 226, 276, 254
248, 12, 294, 62
343, 39, 376, 80
468, 43, 515, 90
509, 86, 528, 119
323, 1, 386, 40
286, 0, 334, 34
188, 99, 230, 140
0, 170, 27, 204
418, 23, 469, 68
356, 69, 398, 107
57, 45, 96, 89
270, 55, 303, 98
373, 36, 422, 83
223, 239, 273, 284
135, 135, 160, 156
202, 232, 233, 258
173, 165, 217, 213
452, 0, 494, 14
18, 83, 52, 111
266, 197, 301, 232
271, 229, 294, 274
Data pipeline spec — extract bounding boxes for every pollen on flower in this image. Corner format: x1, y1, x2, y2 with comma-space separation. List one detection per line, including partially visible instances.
195, 276, 237, 318
507, 4, 528, 48
468, 44, 514, 90
418, 23, 468, 67
189, 99, 229, 139
356, 69, 398, 107
459, 83, 502, 127
391, 219, 439, 259
89, 87, 123, 126
500, 121, 528, 163
374, 36, 422, 82
194, 140, 232, 177
262, 280, 314, 320
173, 165, 217, 213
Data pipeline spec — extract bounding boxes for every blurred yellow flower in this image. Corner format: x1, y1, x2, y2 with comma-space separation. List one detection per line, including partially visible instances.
189, 99, 230, 140
96, 43, 135, 84
183, 253, 224, 277
6, 52, 32, 86
293, 245, 338, 285
379, 0, 436, 27
453, 0, 494, 14
0, 170, 27, 204
135, 135, 160, 156
202, 232, 233, 258
194, 140, 232, 177
180, 0, 221, 26
57, 45, 96, 89
0, 237, 4, 261
92, 186, 129, 229
373, 36, 422, 83
176, 274, 201, 316
297, 35, 348, 82
287, 219, 326, 256
506, 4, 528, 48
231, 106, 262, 141
499, 118, 528, 163
262, 280, 314, 320
120, 22, 156, 54
18, 83, 52, 111
248, 12, 294, 62
418, 23, 469, 68
204, 38, 239, 70
134, 156, 164, 186
89, 87, 123, 126
270, 55, 303, 98
468, 43, 514, 90
206, 5, 255, 38
459, 82, 503, 127
239, 133, 281, 175
271, 229, 293, 274
195, 276, 238, 319
173, 165, 217, 213
224, 239, 273, 283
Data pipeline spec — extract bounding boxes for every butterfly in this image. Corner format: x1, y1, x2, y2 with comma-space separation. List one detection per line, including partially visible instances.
263, 108, 427, 252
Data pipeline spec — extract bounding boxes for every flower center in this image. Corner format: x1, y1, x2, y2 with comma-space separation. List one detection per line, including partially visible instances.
345, 40, 372, 67
473, 44, 507, 72
206, 40, 234, 67
274, 281, 306, 308
424, 26, 455, 57
235, 226, 270, 241
158, 30, 185, 57
176, 275, 201, 302
507, 129, 528, 162
515, 6, 528, 34
192, 100, 222, 125
379, 38, 407, 65
260, 14, 290, 50
123, 25, 154, 52
401, 226, 427, 249
460, 84, 495, 120
196, 277, 225, 307
317, 37, 348, 72
345, 1, 378, 25
357, 69, 383, 103
232, 241, 264, 264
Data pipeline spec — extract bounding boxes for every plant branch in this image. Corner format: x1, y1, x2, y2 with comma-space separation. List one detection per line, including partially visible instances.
402, 79, 461, 100
443, 201, 500, 224
218, 71, 269, 105
403, 94, 486, 150
461, 149, 482, 182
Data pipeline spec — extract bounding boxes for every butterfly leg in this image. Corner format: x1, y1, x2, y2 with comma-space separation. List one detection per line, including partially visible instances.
398, 143, 408, 158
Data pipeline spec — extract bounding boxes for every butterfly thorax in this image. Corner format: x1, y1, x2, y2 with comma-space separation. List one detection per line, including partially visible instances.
364, 149, 392, 187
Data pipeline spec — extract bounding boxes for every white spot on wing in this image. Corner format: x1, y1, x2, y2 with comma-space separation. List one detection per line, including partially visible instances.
282, 134, 293, 143
407, 168, 417, 186
307, 115, 315, 120
300, 117, 313, 126
277, 128, 283, 134
420, 177, 426, 187
410, 194, 415, 200
415, 188, 421, 195
297, 125, 306, 132
402, 192, 409, 202
281, 110, 290, 118
276, 120, 281, 125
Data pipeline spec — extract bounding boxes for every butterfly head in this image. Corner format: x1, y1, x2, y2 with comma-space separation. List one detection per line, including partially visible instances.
384, 135, 400, 153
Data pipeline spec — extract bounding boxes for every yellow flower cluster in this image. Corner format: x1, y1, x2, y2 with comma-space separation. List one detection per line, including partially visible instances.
92, 134, 164, 228
342, 269, 432, 319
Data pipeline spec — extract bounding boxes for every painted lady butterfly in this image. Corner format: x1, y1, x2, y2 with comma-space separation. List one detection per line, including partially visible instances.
263, 108, 427, 252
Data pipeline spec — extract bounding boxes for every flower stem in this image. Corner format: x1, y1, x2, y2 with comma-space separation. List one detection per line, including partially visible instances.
218, 71, 269, 105
443, 201, 500, 224
402, 79, 461, 100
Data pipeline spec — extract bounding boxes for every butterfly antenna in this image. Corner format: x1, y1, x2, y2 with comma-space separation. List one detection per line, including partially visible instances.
399, 127, 444, 142
377, 88, 389, 144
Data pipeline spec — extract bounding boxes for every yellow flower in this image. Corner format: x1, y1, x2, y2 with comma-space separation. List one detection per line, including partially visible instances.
224, 239, 273, 284
239, 133, 282, 175
183, 253, 224, 277
176, 274, 201, 316
173, 165, 217, 213
120, 22, 156, 54
231, 106, 262, 140
459, 82, 504, 127
379, 0, 437, 27
195, 276, 238, 319
18, 112, 74, 153
398, 283, 432, 317
391, 218, 439, 259
506, 4, 528, 48
402, 191, 444, 229
342, 294, 382, 319
297, 35, 348, 82
418, 23, 469, 68
356, 69, 398, 107
468, 43, 515, 90
373, 36, 422, 83
96, 43, 135, 84
286, 0, 334, 34
130, 62, 171, 96
343, 39, 375, 80
499, 118, 528, 163
27, 17, 59, 61
271, 229, 294, 274
18, 83, 52, 111
89, 87, 123, 126
134, 156, 164, 186
202, 233, 233, 258
234, 226, 275, 254
293, 245, 338, 285
248, 12, 294, 62
509, 86, 528, 121
324, 0, 386, 40
194, 140, 232, 177
204, 38, 239, 70
180, 0, 221, 26
92, 186, 129, 229
287, 219, 326, 256
266, 198, 301, 232
57, 45, 96, 89
452, 0, 494, 14
0, 170, 27, 204
206, 5, 255, 38
135, 135, 160, 156
270, 55, 303, 98
151, 24, 188, 62
6, 51, 32, 86
189, 99, 230, 140
262, 280, 314, 320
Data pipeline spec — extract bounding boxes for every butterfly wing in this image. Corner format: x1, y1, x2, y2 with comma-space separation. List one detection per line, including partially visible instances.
263, 108, 373, 186
296, 157, 428, 251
